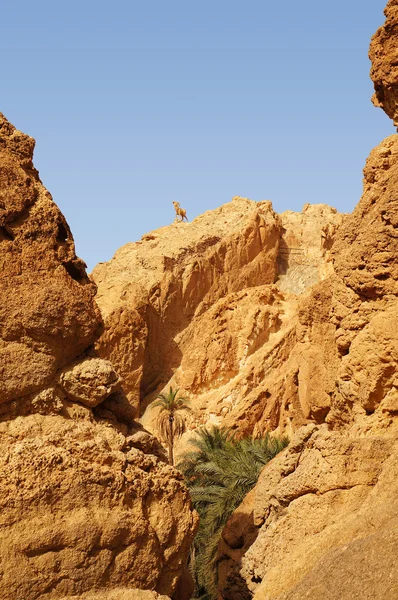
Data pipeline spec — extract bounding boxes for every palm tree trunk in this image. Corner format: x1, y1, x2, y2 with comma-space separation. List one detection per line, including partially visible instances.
168, 440, 174, 466
168, 415, 174, 466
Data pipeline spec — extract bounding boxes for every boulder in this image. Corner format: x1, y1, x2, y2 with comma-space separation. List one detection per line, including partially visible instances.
58, 357, 121, 407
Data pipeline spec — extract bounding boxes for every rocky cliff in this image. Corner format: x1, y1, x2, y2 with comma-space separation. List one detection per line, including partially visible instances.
217, 3, 398, 597
92, 199, 342, 439
92, 3, 398, 599
0, 113, 197, 600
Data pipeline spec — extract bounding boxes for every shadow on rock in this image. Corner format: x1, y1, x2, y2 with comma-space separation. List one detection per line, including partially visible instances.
217, 493, 259, 600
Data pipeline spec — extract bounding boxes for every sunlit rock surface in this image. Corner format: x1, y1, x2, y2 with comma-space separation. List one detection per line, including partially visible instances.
0, 113, 197, 600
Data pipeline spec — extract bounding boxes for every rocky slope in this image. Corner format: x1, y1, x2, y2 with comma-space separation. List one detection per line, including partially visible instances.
219, 425, 398, 599
0, 113, 197, 600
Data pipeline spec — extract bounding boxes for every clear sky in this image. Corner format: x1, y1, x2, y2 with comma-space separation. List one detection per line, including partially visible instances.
1, 0, 393, 271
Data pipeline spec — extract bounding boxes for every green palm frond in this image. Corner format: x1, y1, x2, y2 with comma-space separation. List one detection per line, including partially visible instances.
180, 426, 289, 599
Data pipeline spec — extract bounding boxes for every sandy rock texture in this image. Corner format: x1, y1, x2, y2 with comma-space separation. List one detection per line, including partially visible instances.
0, 411, 197, 600
91, 140, 398, 600
370, 0, 398, 125
217, 134, 398, 599
0, 114, 197, 600
92, 198, 342, 438
0, 113, 102, 403
58, 356, 122, 407
217, 3, 398, 597
219, 425, 398, 600
61, 591, 170, 600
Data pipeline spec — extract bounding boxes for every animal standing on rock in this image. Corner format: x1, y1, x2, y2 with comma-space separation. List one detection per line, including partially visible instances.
172, 201, 188, 221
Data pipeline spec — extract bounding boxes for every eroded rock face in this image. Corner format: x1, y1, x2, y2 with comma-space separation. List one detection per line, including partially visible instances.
58, 356, 122, 407
92, 4, 398, 598
92, 198, 342, 438
217, 3, 398, 597
370, 0, 398, 125
0, 114, 198, 599
0, 412, 197, 600
298, 134, 398, 434
219, 425, 398, 600
0, 113, 102, 403
92, 142, 398, 600
93, 197, 281, 415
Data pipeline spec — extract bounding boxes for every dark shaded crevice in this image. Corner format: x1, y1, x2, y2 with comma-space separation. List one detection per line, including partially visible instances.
63, 260, 86, 283
25, 544, 66, 558
0, 225, 15, 241
56, 221, 69, 244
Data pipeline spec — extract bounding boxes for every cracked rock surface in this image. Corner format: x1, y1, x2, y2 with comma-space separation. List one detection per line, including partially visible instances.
0, 113, 102, 403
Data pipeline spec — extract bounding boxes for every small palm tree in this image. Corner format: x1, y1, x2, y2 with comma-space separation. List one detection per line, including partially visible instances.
151, 386, 191, 466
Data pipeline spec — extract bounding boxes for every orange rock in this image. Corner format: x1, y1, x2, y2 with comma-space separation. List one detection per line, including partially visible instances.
91, 4, 398, 598
92, 198, 342, 441
60, 592, 171, 600
0, 114, 198, 599
370, 0, 398, 125
0, 113, 101, 403
219, 425, 398, 600
0, 412, 197, 599
216, 3, 398, 597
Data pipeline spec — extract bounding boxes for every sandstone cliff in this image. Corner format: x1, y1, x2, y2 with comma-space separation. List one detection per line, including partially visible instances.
218, 3, 398, 597
92, 199, 342, 439
0, 114, 197, 600
370, 0, 398, 125
92, 161, 398, 599
0, 114, 101, 403
219, 424, 398, 599
92, 3, 398, 598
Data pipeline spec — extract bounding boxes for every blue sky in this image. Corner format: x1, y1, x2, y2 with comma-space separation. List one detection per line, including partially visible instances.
1, 0, 393, 271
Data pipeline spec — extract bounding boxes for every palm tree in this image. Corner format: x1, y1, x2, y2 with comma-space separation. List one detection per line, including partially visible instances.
177, 427, 289, 599
151, 386, 191, 466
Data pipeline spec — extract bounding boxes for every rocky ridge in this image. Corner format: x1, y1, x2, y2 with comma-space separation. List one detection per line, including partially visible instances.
370, 0, 398, 125
0, 113, 197, 600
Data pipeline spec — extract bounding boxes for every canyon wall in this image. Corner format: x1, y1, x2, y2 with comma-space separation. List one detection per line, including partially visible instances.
0, 113, 197, 600
218, 2, 398, 597
92, 3, 398, 599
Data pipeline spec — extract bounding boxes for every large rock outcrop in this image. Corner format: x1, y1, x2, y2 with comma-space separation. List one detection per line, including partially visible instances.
219, 425, 398, 600
0, 113, 197, 600
92, 199, 342, 438
0, 410, 196, 599
0, 113, 102, 403
217, 3, 398, 598
370, 0, 398, 125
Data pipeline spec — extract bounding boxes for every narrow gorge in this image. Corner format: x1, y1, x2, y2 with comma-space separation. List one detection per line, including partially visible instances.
1, 1, 398, 599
